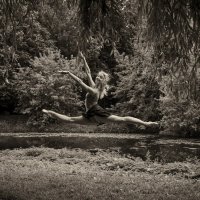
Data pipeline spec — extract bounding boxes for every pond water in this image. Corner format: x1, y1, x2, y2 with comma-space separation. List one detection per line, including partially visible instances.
0, 133, 200, 163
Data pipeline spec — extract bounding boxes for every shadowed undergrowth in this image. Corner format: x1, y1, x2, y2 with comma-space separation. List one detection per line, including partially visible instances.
0, 115, 159, 134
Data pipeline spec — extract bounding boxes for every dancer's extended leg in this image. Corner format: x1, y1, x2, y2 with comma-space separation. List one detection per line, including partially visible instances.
42, 109, 94, 125
94, 115, 158, 127
42, 110, 158, 126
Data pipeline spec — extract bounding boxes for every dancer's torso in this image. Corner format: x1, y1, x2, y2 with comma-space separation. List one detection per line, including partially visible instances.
85, 91, 99, 111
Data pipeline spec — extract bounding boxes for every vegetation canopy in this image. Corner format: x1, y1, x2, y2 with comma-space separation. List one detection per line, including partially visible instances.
139, 0, 200, 60
0, 0, 200, 135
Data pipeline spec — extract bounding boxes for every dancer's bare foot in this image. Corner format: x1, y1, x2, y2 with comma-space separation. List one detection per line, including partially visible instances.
145, 121, 159, 127
42, 109, 49, 114
42, 109, 53, 117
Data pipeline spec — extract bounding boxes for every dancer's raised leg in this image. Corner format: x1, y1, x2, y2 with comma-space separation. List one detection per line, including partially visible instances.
42, 109, 94, 125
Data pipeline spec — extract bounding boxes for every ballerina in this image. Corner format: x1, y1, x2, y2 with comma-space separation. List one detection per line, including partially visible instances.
42, 52, 158, 127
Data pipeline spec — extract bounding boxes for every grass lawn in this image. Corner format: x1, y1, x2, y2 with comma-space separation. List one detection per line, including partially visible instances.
0, 147, 200, 200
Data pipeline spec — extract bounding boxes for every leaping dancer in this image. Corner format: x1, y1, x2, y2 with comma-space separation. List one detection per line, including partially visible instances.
42, 52, 158, 127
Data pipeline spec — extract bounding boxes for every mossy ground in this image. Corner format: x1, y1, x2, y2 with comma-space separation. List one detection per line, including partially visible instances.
0, 147, 200, 200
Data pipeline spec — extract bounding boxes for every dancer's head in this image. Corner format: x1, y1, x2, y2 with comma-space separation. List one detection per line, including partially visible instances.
95, 71, 110, 99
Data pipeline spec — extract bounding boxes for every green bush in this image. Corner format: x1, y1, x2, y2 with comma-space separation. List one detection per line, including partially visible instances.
160, 98, 200, 137
113, 48, 160, 122
0, 8, 55, 113
15, 49, 83, 127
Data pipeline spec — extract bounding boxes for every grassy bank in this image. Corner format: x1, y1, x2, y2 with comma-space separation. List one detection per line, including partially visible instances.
0, 147, 200, 200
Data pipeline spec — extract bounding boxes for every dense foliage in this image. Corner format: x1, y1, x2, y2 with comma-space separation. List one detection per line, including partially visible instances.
138, 0, 200, 135
113, 47, 160, 122
0, 0, 200, 136
15, 49, 83, 127
138, 0, 200, 61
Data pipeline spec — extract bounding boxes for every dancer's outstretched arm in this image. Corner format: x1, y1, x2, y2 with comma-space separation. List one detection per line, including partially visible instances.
58, 71, 96, 94
79, 52, 95, 87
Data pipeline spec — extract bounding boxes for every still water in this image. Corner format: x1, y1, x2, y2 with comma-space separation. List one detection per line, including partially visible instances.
0, 133, 199, 163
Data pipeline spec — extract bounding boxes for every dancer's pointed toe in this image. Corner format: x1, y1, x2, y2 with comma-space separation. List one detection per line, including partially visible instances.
42, 109, 49, 114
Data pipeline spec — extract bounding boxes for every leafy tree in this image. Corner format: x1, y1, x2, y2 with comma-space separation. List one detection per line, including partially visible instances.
113, 46, 160, 123
2, 1, 200, 57
137, 0, 200, 135
0, 0, 55, 113
158, 58, 200, 136
37, 0, 79, 58
138, 0, 200, 62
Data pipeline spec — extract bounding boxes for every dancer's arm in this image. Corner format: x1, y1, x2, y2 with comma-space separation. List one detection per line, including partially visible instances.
79, 52, 95, 87
58, 71, 96, 94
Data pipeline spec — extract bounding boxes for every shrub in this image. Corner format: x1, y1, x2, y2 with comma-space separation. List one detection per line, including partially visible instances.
113, 48, 160, 122
15, 49, 84, 127
160, 98, 200, 137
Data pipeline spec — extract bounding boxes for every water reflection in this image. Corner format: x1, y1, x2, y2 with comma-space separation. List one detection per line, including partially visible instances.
0, 134, 199, 163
